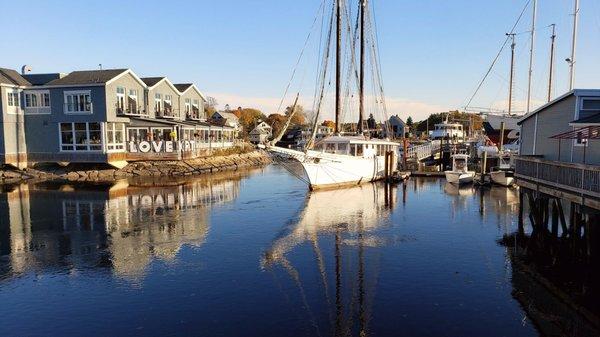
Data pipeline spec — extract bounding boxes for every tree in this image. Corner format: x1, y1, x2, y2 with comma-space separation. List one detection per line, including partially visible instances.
236, 108, 267, 138
285, 104, 306, 126
321, 120, 335, 129
406, 116, 413, 127
266, 113, 288, 139
204, 96, 218, 118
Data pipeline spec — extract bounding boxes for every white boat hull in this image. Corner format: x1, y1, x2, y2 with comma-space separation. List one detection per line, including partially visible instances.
490, 170, 514, 186
267, 147, 395, 190
444, 171, 475, 185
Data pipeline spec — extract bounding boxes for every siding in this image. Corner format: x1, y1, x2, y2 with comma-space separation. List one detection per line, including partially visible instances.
0, 86, 27, 163
179, 88, 205, 121
572, 139, 600, 165
520, 95, 576, 160
105, 72, 146, 121
146, 81, 180, 119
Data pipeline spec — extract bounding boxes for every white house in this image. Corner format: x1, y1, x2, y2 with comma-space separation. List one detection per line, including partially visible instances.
249, 121, 272, 144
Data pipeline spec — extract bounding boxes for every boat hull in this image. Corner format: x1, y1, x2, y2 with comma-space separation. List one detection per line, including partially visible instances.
490, 170, 514, 187
445, 171, 475, 185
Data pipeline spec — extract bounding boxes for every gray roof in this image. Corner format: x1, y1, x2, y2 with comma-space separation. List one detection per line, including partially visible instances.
46, 69, 128, 85
23, 73, 66, 85
141, 77, 165, 87
0, 68, 31, 86
174, 83, 193, 92
214, 111, 239, 121
571, 113, 600, 125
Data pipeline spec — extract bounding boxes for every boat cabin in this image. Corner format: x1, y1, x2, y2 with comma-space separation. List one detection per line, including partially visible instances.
430, 123, 464, 140
451, 154, 470, 173
313, 136, 399, 158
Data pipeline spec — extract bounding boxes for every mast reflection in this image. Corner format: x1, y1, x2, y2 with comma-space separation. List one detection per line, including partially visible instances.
262, 182, 397, 337
0, 170, 250, 282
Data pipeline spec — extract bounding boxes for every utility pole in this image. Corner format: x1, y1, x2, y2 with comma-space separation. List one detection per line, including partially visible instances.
507, 33, 516, 115
567, 0, 579, 91
358, 0, 366, 134
335, 0, 342, 134
547, 24, 556, 102
526, 0, 537, 114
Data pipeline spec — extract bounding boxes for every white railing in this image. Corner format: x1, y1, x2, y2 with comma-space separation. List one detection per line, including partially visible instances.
402, 140, 441, 161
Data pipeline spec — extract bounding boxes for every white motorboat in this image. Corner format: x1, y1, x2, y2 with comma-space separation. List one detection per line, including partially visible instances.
490, 155, 515, 186
444, 154, 475, 185
430, 120, 465, 141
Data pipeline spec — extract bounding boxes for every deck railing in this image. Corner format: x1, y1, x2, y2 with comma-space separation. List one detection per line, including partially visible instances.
402, 140, 441, 161
514, 156, 600, 198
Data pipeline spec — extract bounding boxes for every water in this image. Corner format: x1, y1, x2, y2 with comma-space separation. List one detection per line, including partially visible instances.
0, 165, 592, 336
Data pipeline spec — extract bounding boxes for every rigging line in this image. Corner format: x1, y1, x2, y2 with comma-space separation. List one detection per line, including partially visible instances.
313, 1, 329, 113
307, 0, 337, 150
463, 0, 533, 110
277, 0, 327, 115
368, 2, 391, 135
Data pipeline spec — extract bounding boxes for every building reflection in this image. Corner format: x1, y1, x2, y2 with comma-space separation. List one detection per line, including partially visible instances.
262, 182, 397, 337
0, 170, 250, 282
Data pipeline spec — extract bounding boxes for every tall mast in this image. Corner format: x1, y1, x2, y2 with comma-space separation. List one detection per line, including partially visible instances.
358, 0, 366, 134
568, 0, 579, 91
525, 0, 537, 113
507, 33, 516, 114
335, 0, 342, 134
547, 24, 556, 102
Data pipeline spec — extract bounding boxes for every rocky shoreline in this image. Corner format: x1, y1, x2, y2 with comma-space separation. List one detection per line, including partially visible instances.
0, 150, 271, 185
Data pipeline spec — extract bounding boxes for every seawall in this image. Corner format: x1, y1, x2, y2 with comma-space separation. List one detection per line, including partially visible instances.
0, 150, 271, 185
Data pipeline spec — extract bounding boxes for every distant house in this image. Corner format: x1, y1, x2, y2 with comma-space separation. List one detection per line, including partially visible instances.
518, 89, 600, 165
249, 121, 272, 144
388, 115, 406, 138
211, 111, 240, 131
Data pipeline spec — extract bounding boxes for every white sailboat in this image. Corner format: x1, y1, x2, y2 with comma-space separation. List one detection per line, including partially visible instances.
265, 0, 400, 190
444, 154, 475, 185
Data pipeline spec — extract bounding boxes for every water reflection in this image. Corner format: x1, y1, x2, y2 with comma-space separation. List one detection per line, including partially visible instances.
263, 183, 397, 337
0, 170, 250, 282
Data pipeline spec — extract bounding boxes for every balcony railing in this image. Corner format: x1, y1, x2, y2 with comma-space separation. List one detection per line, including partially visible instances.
187, 107, 203, 120
515, 156, 600, 198
116, 104, 147, 116
156, 106, 178, 118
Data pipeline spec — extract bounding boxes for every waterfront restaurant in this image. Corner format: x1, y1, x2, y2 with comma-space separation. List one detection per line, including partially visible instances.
0, 67, 236, 168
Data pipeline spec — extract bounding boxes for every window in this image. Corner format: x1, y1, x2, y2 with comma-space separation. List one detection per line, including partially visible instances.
154, 93, 162, 112
7, 92, 19, 107
106, 122, 125, 151
151, 128, 173, 141
164, 95, 173, 116
127, 89, 138, 114
60, 122, 102, 151
65, 91, 92, 113
116, 87, 125, 113
185, 98, 191, 114
128, 127, 150, 142
580, 98, 600, 120
25, 93, 38, 107
41, 93, 50, 107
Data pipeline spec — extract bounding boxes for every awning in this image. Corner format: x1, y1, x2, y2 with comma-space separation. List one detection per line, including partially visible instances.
549, 125, 600, 140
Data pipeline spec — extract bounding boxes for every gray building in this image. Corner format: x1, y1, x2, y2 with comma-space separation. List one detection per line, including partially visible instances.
1, 67, 235, 168
518, 89, 600, 165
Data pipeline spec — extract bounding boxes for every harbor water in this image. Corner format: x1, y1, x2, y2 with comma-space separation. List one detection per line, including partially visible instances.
0, 164, 596, 336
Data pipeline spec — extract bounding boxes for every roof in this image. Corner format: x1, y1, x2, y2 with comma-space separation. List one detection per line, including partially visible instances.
550, 125, 600, 140
214, 111, 239, 121
571, 112, 600, 125
517, 89, 600, 125
0, 68, 31, 86
141, 77, 165, 87
174, 83, 193, 92
46, 69, 128, 85
23, 73, 66, 85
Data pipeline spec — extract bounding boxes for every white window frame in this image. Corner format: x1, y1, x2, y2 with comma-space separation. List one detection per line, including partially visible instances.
6, 90, 21, 112
127, 127, 150, 142
64, 90, 93, 114
105, 122, 126, 152
23, 90, 51, 115
154, 93, 162, 112
58, 122, 103, 152
127, 89, 139, 114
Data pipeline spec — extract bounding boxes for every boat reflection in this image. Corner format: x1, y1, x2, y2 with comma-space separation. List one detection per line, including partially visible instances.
262, 182, 397, 337
0, 170, 252, 282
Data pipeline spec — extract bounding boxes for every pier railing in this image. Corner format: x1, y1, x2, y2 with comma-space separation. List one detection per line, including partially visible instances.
515, 156, 600, 199
402, 140, 441, 161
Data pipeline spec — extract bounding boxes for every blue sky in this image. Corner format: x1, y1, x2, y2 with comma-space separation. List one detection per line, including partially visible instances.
2, 0, 599, 121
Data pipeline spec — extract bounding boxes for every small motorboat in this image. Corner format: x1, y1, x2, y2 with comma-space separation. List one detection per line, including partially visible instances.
490, 155, 514, 187
445, 154, 475, 185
